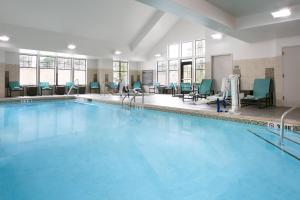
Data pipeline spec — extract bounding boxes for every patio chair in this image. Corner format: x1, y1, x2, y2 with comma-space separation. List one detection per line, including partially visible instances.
105, 82, 119, 93
165, 83, 178, 96
206, 77, 230, 104
90, 81, 100, 94
241, 78, 272, 108
8, 81, 24, 97
65, 82, 78, 94
133, 81, 142, 92
149, 82, 160, 94
194, 79, 213, 101
39, 82, 53, 96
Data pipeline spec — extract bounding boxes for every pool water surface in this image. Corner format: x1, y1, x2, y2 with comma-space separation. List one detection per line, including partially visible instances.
0, 100, 300, 200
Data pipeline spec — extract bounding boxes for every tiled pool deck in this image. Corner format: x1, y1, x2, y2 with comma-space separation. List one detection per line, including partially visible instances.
79, 94, 300, 130
1, 94, 300, 130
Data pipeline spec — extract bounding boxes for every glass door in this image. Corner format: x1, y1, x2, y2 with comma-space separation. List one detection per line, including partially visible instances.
180, 60, 192, 83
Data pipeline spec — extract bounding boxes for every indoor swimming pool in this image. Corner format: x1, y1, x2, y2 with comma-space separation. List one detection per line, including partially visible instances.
0, 100, 299, 200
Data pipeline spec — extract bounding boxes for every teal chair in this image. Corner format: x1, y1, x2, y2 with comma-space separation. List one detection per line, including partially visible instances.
90, 81, 100, 94
133, 81, 142, 92
165, 83, 178, 96
105, 82, 119, 93
149, 82, 160, 94
197, 79, 213, 99
65, 82, 78, 94
8, 81, 24, 97
242, 78, 272, 108
180, 83, 192, 94
39, 82, 53, 96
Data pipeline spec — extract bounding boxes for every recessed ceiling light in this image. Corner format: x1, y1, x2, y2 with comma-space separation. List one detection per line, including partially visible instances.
154, 54, 161, 57
211, 33, 223, 40
271, 8, 291, 18
0, 35, 10, 42
68, 44, 76, 50
114, 50, 122, 55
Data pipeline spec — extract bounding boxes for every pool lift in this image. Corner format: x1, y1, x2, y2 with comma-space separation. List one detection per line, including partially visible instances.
67, 79, 79, 96
229, 74, 241, 115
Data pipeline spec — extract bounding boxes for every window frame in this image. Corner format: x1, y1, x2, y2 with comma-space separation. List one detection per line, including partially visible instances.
168, 60, 179, 84
39, 56, 56, 85
157, 61, 167, 85
181, 41, 193, 58
195, 39, 205, 57
168, 43, 180, 59
73, 59, 87, 85
57, 57, 73, 85
19, 54, 38, 85
195, 57, 206, 83
113, 61, 129, 84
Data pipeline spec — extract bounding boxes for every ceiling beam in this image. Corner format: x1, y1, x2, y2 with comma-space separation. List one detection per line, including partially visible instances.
136, 0, 236, 32
130, 10, 164, 51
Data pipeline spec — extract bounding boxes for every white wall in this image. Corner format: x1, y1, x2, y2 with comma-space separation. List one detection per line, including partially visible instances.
0, 50, 5, 63
143, 18, 300, 70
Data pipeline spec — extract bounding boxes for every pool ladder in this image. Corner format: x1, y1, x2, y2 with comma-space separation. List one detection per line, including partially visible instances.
121, 92, 144, 109
279, 106, 298, 147
67, 79, 79, 96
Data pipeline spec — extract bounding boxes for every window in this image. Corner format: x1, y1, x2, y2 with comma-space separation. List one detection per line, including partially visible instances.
168, 44, 179, 59
157, 61, 167, 85
57, 58, 72, 85
113, 61, 128, 84
168, 60, 179, 84
195, 40, 205, 57
181, 42, 193, 58
19, 55, 37, 85
74, 59, 87, 85
39, 56, 56, 85
195, 58, 205, 83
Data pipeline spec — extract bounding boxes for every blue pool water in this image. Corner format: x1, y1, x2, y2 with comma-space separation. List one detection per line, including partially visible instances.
0, 100, 300, 200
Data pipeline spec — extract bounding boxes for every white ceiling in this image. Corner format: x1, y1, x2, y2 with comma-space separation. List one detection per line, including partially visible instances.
0, 0, 178, 60
207, 0, 300, 17
138, 0, 300, 42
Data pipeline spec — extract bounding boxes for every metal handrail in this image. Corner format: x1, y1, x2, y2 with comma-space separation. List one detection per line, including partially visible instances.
67, 79, 79, 96
279, 106, 298, 147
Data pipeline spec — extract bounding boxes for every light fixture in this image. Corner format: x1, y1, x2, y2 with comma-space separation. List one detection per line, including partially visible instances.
114, 50, 122, 55
211, 33, 223, 40
154, 54, 161, 57
68, 44, 76, 50
0, 35, 10, 42
271, 8, 291, 18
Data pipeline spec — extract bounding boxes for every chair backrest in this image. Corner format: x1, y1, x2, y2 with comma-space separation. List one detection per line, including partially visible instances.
107, 82, 118, 89
180, 83, 192, 92
39, 82, 49, 88
90, 81, 100, 88
253, 78, 271, 98
133, 81, 142, 89
9, 81, 20, 89
198, 79, 213, 95
154, 82, 160, 88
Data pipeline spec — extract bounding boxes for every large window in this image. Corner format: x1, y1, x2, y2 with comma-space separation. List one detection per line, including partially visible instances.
181, 42, 193, 58
39, 56, 56, 85
168, 44, 179, 59
74, 59, 87, 85
195, 40, 205, 57
19, 55, 37, 85
57, 58, 72, 85
168, 60, 179, 84
195, 58, 205, 83
113, 61, 128, 84
157, 61, 167, 85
